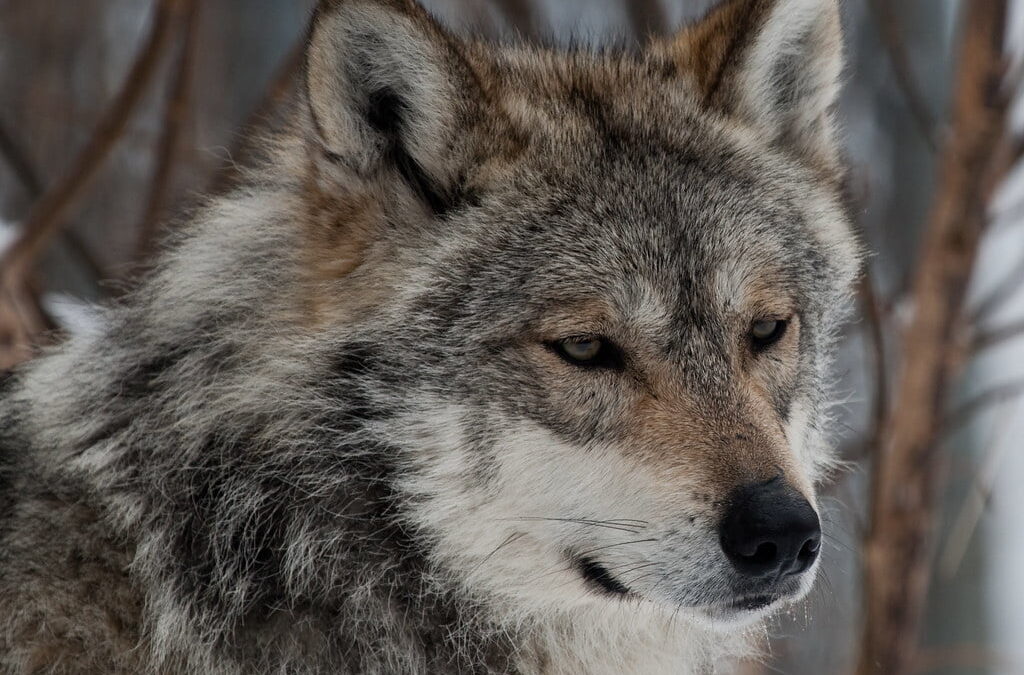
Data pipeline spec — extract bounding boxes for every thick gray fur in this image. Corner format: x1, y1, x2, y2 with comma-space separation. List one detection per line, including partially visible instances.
0, 0, 859, 672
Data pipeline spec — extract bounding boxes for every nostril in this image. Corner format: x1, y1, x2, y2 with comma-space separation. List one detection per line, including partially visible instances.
748, 542, 777, 567
722, 537, 780, 576
792, 535, 821, 574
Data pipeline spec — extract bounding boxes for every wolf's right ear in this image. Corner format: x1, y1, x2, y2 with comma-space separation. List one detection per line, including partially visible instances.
305, 0, 482, 210
661, 0, 844, 165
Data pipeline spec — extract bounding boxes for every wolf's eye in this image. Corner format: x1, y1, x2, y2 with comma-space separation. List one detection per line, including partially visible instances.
550, 336, 624, 369
750, 319, 788, 352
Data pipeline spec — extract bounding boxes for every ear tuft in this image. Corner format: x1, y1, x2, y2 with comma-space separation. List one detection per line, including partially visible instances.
664, 0, 844, 164
305, 0, 482, 211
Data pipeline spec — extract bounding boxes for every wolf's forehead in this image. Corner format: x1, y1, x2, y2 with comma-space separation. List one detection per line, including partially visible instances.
534, 150, 810, 291
600, 232, 798, 331
458, 193, 804, 334
438, 98, 843, 333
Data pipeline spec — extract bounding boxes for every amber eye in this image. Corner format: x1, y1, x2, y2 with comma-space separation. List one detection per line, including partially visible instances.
550, 336, 624, 370
750, 319, 788, 351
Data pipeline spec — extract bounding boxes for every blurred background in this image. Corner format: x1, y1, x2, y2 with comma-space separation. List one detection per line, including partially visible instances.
1, 1, 1022, 673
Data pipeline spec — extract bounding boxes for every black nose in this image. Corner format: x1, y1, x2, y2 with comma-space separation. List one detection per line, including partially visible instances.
719, 479, 821, 579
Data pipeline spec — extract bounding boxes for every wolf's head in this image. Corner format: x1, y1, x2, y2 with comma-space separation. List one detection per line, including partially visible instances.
294, 0, 858, 632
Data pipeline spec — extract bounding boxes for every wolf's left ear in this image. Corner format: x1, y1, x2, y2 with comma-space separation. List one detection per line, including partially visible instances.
304, 0, 482, 209
664, 0, 844, 163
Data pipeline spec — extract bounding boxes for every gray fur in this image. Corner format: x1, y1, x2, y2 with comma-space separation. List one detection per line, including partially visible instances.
0, 0, 859, 673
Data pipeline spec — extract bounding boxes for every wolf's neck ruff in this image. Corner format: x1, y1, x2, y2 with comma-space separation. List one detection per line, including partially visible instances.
0, 0, 858, 673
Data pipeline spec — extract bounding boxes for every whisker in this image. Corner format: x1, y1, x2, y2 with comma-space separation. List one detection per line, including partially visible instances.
573, 538, 658, 559
647, 571, 672, 598
621, 571, 663, 588
501, 517, 646, 534
602, 559, 658, 574
821, 532, 855, 554
469, 532, 526, 575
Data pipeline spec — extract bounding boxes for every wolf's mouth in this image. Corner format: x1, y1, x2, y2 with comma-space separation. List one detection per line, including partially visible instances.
575, 556, 630, 596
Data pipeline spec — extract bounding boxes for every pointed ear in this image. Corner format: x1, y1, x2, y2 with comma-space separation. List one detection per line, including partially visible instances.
664, 0, 844, 163
305, 0, 482, 210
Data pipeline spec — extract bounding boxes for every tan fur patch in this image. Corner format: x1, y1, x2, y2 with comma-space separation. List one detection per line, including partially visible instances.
620, 316, 811, 511
659, 0, 776, 105
296, 165, 389, 328
630, 376, 789, 495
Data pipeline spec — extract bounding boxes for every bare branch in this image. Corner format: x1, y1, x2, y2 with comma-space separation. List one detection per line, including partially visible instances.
0, 118, 104, 283
866, 0, 940, 152
0, 0, 182, 367
0, 116, 43, 196
970, 249, 1024, 321
970, 316, 1024, 353
857, 2, 1011, 673
0, 283, 52, 371
944, 380, 1024, 431
938, 400, 1017, 579
859, 271, 890, 458
1, 0, 182, 281
135, 0, 200, 262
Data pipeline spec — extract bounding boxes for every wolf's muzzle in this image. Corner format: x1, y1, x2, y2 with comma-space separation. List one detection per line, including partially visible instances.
718, 478, 821, 580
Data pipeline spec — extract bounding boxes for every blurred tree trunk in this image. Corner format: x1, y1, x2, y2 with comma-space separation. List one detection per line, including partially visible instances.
857, 2, 1011, 673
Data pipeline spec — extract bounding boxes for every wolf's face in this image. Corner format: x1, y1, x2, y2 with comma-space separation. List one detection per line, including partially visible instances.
299, 0, 858, 629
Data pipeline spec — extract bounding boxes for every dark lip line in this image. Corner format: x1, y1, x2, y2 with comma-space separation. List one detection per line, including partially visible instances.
723, 593, 781, 612
575, 556, 632, 596
570, 553, 792, 612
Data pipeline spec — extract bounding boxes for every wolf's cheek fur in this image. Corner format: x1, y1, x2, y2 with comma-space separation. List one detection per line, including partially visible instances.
392, 362, 822, 614
393, 407, 719, 609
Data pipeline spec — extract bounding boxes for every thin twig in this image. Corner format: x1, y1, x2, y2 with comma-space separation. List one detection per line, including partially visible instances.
0, 0, 182, 366
0, 282, 52, 371
135, 0, 200, 262
866, 0, 940, 152
938, 400, 1018, 579
971, 316, 1024, 353
944, 380, 1024, 431
983, 132, 1024, 201
971, 244, 1024, 322
1, 0, 182, 280
0, 116, 43, 195
0, 117, 104, 284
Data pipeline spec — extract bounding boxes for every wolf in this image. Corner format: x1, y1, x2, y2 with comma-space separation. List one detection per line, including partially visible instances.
0, 0, 859, 672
